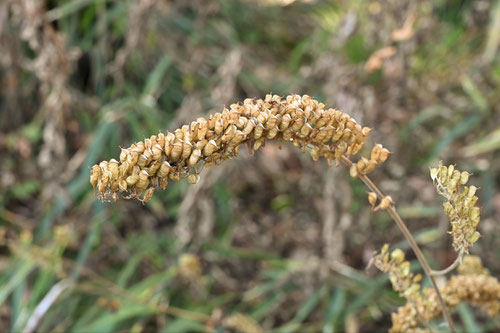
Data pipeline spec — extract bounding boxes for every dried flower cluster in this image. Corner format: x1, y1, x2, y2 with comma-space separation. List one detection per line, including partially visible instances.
349, 143, 390, 178
91, 94, 375, 202
371, 244, 423, 301
430, 163, 481, 253
390, 273, 500, 332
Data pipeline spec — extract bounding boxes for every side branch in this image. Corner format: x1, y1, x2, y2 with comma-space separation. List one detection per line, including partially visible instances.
340, 155, 455, 333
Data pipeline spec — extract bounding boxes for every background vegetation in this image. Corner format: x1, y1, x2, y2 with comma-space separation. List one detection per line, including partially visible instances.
1, 0, 499, 331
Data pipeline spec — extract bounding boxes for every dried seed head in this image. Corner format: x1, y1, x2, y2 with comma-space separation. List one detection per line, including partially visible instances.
431, 162, 481, 254
91, 94, 371, 202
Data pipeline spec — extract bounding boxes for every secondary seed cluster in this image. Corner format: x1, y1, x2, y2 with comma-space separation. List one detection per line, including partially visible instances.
390, 273, 500, 333
371, 244, 423, 301
91, 94, 372, 202
430, 163, 481, 253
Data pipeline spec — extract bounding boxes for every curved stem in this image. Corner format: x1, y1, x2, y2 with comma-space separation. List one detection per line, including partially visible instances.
431, 249, 464, 277
340, 156, 455, 333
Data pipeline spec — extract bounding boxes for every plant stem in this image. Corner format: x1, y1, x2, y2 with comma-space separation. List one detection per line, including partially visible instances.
340, 156, 455, 333
431, 250, 464, 277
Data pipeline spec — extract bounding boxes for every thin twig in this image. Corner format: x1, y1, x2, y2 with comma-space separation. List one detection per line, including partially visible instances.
431, 249, 464, 276
340, 156, 455, 333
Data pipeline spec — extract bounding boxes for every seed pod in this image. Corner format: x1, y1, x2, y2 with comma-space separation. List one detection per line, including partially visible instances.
291, 117, 305, 132
136, 170, 150, 191
279, 114, 292, 131
188, 149, 202, 167
159, 177, 169, 189
298, 123, 313, 138
213, 118, 222, 135
126, 174, 139, 186
368, 192, 377, 208
147, 160, 162, 175
350, 164, 359, 178
430, 167, 439, 181
188, 173, 200, 184
265, 114, 278, 130
376, 196, 393, 211
242, 118, 256, 135
364, 159, 377, 174
171, 140, 183, 161
391, 249, 405, 264
157, 161, 172, 178
221, 125, 236, 142
118, 179, 127, 192
203, 140, 218, 156
236, 116, 248, 129
266, 127, 279, 139
467, 185, 477, 198
182, 141, 193, 160
253, 123, 265, 139
310, 147, 320, 161
119, 148, 129, 163
90, 165, 101, 189
256, 111, 268, 124
141, 187, 155, 203
469, 231, 480, 243
137, 154, 149, 168
152, 144, 163, 160
378, 148, 390, 163
371, 144, 382, 161
282, 128, 294, 141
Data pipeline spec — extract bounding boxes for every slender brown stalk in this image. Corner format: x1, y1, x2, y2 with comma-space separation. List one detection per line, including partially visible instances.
340, 156, 455, 333
431, 250, 464, 277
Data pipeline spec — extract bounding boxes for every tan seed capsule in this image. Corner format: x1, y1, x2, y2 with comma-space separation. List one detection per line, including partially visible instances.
118, 179, 127, 192
215, 118, 224, 135
242, 119, 256, 135
157, 161, 172, 178
378, 148, 390, 163
137, 154, 149, 168
282, 128, 294, 141
182, 141, 193, 160
119, 148, 129, 163
460, 171, 470, 185
90, 165, 101, 189
203, 140, 218, 156
364, 160, 377, 174
188, 149, 202, 167
196, 139, 208, 150
376, 196, 393, 211
152, 144, 163, 160
188, 173, 200, 184
368, 192, 377, 208
265, 115, 279, 130
279, 114, 292, 131
108, 159, 119, 180
159, 177, 169, 190
141, 187, 155, 203
391, 249, 405, 264
371, 144, 383, 161
253, 123, 265, 139
136, 170, 150, 190
310, 147, 320, 161
147, 160, 161, 175
126, 174, 139, 186
171, 141, 183, 161
256, 111, 269, 124
266, 127, 279, 139
350, 164, 359, 178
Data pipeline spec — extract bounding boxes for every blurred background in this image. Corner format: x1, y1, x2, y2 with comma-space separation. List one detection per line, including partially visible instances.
1, 0, 500, 332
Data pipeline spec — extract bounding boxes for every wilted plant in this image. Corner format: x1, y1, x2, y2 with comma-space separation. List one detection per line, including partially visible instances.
91, 94, 497, 332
